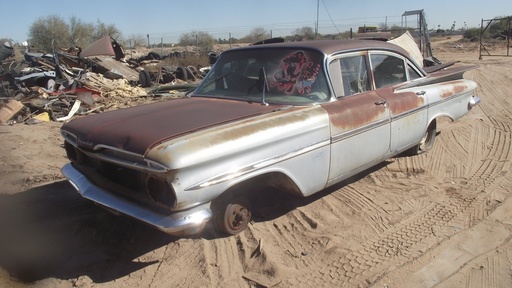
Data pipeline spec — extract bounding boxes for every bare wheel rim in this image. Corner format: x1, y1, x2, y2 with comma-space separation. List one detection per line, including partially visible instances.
419, 125, 435, 152
225, 203, 251, 232
418, 131, 429, 151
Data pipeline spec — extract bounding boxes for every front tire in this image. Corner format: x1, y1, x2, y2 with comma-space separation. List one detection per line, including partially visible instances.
213, 194, 252, 236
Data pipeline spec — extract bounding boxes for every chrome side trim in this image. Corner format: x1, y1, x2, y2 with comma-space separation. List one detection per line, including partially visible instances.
390, 105, 428, 122
61, 163, 212, 235
93, 144, 169, 173
429, 92, 470, 108
62, 129, 168, 173
331, 118, 390, 143
61, 130, 78, 146
186, 138, 331, 191
66, 141, 168, 173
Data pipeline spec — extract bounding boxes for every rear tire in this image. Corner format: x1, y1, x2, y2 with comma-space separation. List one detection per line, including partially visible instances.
409, 121, 436, 155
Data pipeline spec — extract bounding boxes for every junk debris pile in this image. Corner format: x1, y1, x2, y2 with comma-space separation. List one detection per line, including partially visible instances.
0, 36, 210, 125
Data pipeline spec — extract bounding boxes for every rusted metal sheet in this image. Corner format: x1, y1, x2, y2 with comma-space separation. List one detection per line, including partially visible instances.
387, 31, 424, 67
79, 36, 116, 58
88, 56, 139, 82
322, 91, 388, 132
322, 91, 391, 183
377, 87, 425, 115
439, 80, 470, 99
61, 97, 282, 155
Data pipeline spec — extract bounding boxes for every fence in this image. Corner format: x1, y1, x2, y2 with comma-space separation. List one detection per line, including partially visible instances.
479, 17, 511, 60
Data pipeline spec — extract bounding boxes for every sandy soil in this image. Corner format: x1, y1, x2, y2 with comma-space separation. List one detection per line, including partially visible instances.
1, 37, 512, 288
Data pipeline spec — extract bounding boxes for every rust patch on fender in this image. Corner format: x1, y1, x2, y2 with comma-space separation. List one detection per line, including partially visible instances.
440, 81, 468, 99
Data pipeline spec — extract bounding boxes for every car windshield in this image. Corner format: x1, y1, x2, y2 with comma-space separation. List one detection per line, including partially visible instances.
193, 48, 331, 105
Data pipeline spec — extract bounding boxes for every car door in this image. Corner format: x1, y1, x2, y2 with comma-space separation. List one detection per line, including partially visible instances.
324, 53, 391, 185
370, 52, 428, 154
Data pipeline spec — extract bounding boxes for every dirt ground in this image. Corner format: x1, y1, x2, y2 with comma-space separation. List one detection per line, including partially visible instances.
1, 36, 512, 288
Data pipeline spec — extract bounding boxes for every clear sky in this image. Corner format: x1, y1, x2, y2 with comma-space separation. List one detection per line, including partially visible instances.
0, 0, 509, 44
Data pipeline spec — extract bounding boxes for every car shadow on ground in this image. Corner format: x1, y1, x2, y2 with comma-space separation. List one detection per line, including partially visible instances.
0, 161, 394, 284
0, 180, 177, 284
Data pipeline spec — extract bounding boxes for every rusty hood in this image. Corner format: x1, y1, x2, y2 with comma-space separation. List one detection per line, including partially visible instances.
61, 97, 281, 155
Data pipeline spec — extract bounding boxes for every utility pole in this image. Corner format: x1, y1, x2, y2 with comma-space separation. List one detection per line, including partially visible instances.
315, 0, 319, 39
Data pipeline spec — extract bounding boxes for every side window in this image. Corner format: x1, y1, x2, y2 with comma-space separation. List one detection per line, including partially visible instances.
329, 54, 370, 97
370, 54, 407, 89
407, 63, 422, 80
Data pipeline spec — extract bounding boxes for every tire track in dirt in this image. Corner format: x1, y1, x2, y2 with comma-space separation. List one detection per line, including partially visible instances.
442, 251, 510, 288
442, 216, 512, 288
438, 126, 471, 166
374, 179, 512, 288
461, 252, 511, 288
207, 236, 247, 287
148, 240, 211, 287
445, 61, 512, 236
365, 60, 512, 287
266, 209, 323, 261
278, 182, 479, 287
330, 185, 392, 235
465, 112, 511, 188
330, 185, 387, 212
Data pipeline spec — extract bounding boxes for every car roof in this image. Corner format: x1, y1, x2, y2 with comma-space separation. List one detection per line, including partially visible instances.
231, 39, 411, 58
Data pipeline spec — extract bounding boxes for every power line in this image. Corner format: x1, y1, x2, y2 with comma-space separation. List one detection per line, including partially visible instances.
321, 0, 340, 34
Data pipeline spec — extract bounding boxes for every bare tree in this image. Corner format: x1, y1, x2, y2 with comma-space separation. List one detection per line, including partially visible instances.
378, 23, 389, 31
28, 16, 124, 52
126, 34, 148, 49
93, 19, 122, 41
243, 27, 270, 43
292, 26, 316, 41
69, 16, 95, 48
179, 31, 214, 53
28, 15, 70, 52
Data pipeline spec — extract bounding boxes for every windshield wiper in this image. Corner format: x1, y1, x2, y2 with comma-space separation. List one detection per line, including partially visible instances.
258, 67, 269, 106
201, 71, 233, 88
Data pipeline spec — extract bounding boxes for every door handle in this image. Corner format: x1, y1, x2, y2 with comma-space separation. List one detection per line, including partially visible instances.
374, 100, 387, 105
416, 91, 426, 95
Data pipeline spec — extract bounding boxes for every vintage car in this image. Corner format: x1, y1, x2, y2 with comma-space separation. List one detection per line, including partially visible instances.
60, 39, 480, 236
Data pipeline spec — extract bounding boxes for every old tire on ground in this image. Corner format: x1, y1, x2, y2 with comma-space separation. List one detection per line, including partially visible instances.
176, 66, 188, 81
409, 120, 437, 155
186, 66, 198, 81
213, 194, 252, 236
139, 70, 151, 87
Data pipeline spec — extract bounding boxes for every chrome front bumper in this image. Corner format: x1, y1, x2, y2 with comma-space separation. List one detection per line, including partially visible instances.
469, 96, 481, 108
61, 163, 212, 236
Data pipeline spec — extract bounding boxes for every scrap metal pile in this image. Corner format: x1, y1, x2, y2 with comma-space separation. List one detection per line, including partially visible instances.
0, 36, 206, 125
